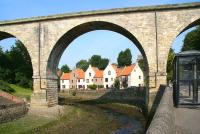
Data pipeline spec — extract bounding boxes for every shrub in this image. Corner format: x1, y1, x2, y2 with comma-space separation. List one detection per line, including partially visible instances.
0, 80, 15, 93
88, 84, 97, 90
97, 85, 104, 89
114, 78, 120, 90
71, 90, 76, 96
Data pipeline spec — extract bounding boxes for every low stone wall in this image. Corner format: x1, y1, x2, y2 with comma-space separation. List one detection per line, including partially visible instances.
0, 102, 28, 123
0, 91, 28, 123
146, 87, 175, 134
0, 91, 24, 103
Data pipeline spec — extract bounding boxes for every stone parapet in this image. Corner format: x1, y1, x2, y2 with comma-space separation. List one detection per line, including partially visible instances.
146, 87, 175, 134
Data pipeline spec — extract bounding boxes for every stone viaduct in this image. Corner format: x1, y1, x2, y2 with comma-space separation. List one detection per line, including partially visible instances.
0, 2, 200, 107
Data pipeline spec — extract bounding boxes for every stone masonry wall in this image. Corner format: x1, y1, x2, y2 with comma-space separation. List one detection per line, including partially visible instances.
0, 103, 28, 123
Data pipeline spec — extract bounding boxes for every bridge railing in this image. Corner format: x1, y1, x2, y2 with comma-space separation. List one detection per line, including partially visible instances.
146, 87, 175, 134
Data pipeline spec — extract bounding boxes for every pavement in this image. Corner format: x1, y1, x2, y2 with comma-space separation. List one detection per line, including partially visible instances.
175, 106, 200, 134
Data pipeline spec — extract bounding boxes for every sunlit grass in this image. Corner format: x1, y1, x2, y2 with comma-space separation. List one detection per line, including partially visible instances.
10, 84, 32, 101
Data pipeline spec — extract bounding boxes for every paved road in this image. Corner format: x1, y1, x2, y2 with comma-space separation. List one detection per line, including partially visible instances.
175, 106, 200, 134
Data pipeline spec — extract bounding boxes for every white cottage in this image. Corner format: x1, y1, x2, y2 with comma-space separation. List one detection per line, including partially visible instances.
60, 72, 71, 90
118, 63, 144, 88
103, 64, 118, 88
85, 65, 96, 88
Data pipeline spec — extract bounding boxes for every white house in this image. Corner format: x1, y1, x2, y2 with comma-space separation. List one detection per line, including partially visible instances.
60, 72, 70, 90
118, 63, 144, 88
84, 65, 97, 88
103, 63, 118, 88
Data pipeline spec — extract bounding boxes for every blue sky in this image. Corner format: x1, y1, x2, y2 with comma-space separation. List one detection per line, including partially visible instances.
0, 0, 199, 68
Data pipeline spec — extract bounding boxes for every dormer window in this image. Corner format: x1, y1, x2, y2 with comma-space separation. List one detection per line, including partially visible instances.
89, 73, 91, 76
108, 71, 111, 75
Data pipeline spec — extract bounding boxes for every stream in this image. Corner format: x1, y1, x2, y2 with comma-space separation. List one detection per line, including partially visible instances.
66, 103, 145, 134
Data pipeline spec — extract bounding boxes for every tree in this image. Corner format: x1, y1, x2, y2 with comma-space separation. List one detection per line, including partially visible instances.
182, 26, 200, 51
138, 58, 145, 73
61, 64, 70, 73
99, 58, 109, 70
0, 40, 33, 88
117, 48, 132, 67
114, 78, 120, 90
89, 55, 101, 67
76, 60, 89, 71
167, 48, 175, 81
89, 55, 109, 70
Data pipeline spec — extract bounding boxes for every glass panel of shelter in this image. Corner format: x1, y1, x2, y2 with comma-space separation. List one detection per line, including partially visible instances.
178, 56, 200, 105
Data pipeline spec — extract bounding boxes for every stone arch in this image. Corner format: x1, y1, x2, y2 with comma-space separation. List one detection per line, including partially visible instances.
46, 21, 149, 80
166, 17, 200, 81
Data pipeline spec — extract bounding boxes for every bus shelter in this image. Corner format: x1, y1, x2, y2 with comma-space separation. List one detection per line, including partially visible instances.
173, 50, 200, 107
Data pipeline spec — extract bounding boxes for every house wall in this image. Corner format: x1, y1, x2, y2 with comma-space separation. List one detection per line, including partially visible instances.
85, 66, 95, 88
93, 77, 103, 86
129, 63, 144, 87
103, 64, 116, 88
60, 79, 70, 90
69, 70, 77, 89
76, 79, 85, 89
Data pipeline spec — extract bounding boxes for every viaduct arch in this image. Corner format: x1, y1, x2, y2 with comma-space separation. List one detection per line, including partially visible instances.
0, 2, 199, 106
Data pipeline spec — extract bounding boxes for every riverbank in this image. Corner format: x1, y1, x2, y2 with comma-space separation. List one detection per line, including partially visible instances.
0, 89, 146, 134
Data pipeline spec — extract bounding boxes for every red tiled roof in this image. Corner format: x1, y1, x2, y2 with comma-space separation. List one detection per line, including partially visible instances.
120, 64, 135, 76
94, 70, 103, 78
60, 72, 71, 80
111, 64, 123, 77
75, 68, 85, 79
91, 67, 103, 78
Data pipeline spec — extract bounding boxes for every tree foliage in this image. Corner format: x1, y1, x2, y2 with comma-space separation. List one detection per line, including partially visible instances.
89, 55, 109, 70
167, 48, 175, 81
114, 78, 120, 90
0, 40, 33, 88
76, 55, 109, 71
182, 26, 200, 51
138, 58, 145, 73
117, 48, 132, 67
76, 60, 89, 71
61, 64, 70, 73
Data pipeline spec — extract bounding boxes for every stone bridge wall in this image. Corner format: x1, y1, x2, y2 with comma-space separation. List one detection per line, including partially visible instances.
146, 87, 175, 134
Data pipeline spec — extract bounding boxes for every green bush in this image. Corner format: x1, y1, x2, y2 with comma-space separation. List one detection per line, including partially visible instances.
114, 78, 120, 90
88, 84, 97, 90
97, 85, 104, 89
0, 80, 15, 93
71, 90, 76, 96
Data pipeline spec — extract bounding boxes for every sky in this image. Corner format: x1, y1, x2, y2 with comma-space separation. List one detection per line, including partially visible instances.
0, 0, 199, 68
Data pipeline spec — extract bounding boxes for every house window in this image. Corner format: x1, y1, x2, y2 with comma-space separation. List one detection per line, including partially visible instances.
62, 80, 64, 83
105, 78, 108, 82
92, 79, 93, 82
86, 79, 89, 83
78, 79, 80, 82
62, 85, 65, 89
111, 78, 113, 81
139, 76, 141, 79
74, 73, 75, 77
108, 71, 111, 75
96, 79, 97, 82
89, 73, 91, 76
71, 80, 73, 83
83, 79, 85, 82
